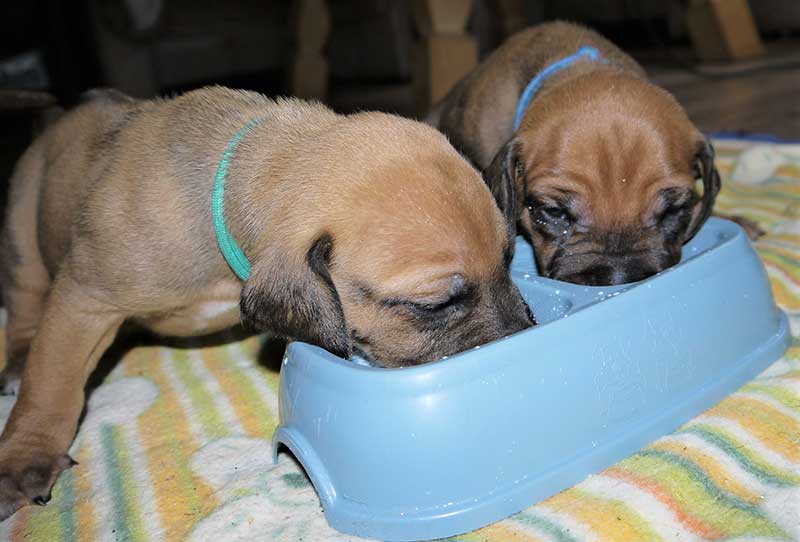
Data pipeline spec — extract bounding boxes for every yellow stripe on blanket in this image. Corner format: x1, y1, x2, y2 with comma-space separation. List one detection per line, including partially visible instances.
741, 382, 800, 413
457, 521, 547, 542
199, 347, 276, 438
543, 488, 660, 542
707, 396, 800, 462
128, 348, 217, 541
73, 445, 97, 542
649, 441, 762, 503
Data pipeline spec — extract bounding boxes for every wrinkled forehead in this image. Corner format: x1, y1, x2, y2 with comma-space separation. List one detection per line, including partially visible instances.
332, 157, 509, 287
521, 116, 699, 226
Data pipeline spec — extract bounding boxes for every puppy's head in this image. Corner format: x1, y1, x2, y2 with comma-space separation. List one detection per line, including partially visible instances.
487, 72, 720, 286
241, 115, 534, 367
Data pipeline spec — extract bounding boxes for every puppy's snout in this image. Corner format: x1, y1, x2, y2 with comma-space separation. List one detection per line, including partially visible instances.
609, 263, 658, 285
493, 279, 536, 333
563, 261, 659, 286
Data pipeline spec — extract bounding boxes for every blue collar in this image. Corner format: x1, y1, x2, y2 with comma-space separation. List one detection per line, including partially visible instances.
513, 46, 606, 131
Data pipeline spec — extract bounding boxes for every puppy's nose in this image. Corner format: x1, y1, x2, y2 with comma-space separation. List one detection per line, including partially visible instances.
610, 265, 656, 284
500, 294, 536, 333
569, 263, 657, 285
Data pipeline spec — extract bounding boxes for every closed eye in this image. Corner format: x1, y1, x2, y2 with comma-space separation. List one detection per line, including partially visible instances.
655, 202, 690, 222
408, 298, 460, 315
540, 206, 572, 223
654, 187, 696, 222
383, 285, 476, 318
526, 195, 576, 233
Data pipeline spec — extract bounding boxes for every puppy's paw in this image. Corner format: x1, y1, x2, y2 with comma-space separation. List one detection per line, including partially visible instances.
0, 453, 76, 521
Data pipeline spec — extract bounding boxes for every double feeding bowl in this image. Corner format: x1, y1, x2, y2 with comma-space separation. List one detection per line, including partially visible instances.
272, 218, 790, 541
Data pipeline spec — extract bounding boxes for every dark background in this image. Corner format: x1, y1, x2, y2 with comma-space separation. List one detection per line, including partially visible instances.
1, 0, 799, 216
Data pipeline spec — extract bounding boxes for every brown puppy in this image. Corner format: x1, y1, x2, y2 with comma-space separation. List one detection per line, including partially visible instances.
429, 21, 755, 286
0, 86, 534, 519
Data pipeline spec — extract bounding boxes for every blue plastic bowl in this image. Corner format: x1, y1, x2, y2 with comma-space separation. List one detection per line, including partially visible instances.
272, 218, 790, 541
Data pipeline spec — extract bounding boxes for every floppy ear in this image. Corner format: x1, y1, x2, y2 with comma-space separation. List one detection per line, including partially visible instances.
240, 233, 352, 358
685, 139, 721, 241
483, 139, 521, 236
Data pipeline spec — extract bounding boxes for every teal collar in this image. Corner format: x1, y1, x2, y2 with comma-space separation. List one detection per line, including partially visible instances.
212, 117, 263, 281
513, 46, 606, 131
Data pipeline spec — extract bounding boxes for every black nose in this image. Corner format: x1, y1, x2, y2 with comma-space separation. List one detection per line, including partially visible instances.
609, 265, 657, 285
506, 294, 536, 333
563, 263, 658, 286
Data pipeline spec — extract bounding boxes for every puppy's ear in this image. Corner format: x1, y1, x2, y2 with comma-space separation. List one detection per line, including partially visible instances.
240, 233, 352, 358
484, 139, 521, 236
685, 139, 721, 241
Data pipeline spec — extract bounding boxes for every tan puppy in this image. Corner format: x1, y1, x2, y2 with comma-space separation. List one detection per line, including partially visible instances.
429, 21, 756, 286
0, 86, 534, 518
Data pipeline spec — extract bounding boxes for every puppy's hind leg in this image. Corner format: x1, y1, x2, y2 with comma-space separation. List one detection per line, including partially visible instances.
0, 155, 52, 395
0, 278, 50, 396
0, 271, 125, 520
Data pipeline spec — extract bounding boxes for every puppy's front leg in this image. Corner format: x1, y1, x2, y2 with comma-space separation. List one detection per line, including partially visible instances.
0, 272, 124, 520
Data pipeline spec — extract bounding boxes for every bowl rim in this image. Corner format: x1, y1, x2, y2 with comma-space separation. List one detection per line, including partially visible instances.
284, 217, 745, 375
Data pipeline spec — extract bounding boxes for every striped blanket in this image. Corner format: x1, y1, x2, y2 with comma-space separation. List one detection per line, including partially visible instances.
0, 138, 797, 541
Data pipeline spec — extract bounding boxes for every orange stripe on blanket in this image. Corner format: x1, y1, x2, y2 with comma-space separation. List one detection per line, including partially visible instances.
11, 507, 30, 542
708, 396, 800, 462
604, 467, 722, 539
775, 163, 800, 178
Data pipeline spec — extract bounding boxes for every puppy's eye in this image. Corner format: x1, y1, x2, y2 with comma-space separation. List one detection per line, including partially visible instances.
409, 298, 459, 316
539, 206, 571, 223
402, 285, 476, 319
656, 203, 687, 221
655, 188, 696, 224
382, 297, 459, 318
526, 194, 574, 226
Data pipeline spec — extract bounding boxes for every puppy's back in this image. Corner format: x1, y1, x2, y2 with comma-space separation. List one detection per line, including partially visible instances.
2, 90, 143, 275
7, 86, 341, 282
429, 21, 647, 168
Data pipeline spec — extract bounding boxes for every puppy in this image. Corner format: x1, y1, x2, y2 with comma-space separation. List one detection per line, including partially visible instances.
0, 86, 534, 519
429, 21, 758, 286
